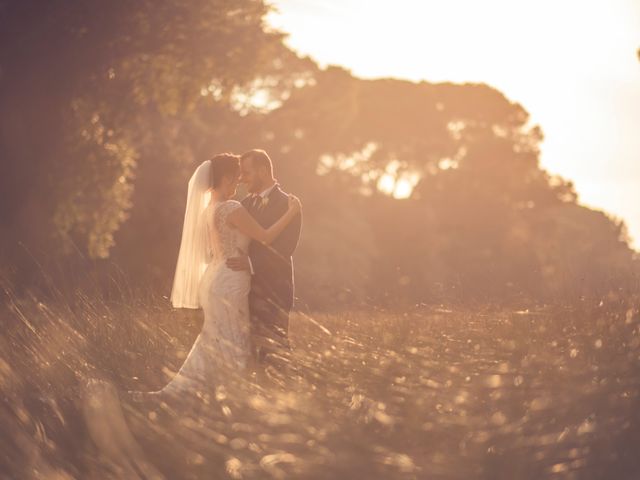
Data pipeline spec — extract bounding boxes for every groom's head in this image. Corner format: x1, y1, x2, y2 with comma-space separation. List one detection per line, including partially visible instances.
240, 149, 275, 194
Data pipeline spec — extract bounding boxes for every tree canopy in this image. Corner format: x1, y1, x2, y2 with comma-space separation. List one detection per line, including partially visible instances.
1, 0, 636, 306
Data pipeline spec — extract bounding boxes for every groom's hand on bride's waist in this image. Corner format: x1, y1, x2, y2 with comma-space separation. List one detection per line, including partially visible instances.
226, 255, 254, 274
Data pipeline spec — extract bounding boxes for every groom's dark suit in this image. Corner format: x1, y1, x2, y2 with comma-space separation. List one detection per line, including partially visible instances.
242, 184, 302, 362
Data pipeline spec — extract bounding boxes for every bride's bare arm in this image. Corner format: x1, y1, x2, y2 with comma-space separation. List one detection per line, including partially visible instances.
227, 196, 301, 245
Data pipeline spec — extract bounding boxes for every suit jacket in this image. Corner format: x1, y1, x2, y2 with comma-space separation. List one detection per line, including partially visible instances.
242, 185, 302, 312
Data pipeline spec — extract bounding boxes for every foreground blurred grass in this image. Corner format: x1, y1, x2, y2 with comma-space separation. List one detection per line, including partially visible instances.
2, 277, 640, 479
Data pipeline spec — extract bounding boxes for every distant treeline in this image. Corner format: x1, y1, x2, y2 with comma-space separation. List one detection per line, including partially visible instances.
1, 0, 637, 307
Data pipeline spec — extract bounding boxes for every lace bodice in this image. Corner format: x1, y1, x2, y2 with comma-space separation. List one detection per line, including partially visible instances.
204, 200, 250, 264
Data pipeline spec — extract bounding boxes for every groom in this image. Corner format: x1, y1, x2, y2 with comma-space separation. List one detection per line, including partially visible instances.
226, 149, 302, 366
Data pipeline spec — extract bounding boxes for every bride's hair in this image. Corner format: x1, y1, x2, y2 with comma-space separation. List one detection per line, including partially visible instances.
210, 153, 240, 189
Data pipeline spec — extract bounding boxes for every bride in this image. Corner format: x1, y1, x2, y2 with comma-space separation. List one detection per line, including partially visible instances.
82, 153, 301, 478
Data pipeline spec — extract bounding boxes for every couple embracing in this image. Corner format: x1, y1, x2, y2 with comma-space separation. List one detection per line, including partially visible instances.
166, 149, 303, 392
82, 149, 302, 478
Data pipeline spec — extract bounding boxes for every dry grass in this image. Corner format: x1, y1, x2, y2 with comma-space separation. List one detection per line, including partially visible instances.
2, 281, 640, 479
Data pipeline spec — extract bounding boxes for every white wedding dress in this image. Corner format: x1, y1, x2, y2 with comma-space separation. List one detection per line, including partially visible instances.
82, 171, 254, 478
161, 199, 251, 395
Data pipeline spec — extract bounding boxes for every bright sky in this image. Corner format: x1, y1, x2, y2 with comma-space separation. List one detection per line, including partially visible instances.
268, 0, 640, 248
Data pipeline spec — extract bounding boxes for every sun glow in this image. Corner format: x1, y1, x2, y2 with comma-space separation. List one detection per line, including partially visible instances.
269, 0, 640, 247
377, 174, 395, 195
377, 172, 420, 199
318, 143, 421, 199
393, 178, 414, 199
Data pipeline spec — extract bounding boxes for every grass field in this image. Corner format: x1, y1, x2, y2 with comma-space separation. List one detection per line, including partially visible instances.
2, 283, 640, 479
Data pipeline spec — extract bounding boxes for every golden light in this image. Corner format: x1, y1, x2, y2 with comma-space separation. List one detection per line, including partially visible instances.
269, 0, 640, 247
393, 178, 414, 200
376, 170, 420, 199
377, 174, 395, 195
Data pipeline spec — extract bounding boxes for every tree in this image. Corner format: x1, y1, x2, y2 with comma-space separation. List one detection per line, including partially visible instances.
244, 69, 635, 304
1, 2, 635, 305
0, 0, 291, 260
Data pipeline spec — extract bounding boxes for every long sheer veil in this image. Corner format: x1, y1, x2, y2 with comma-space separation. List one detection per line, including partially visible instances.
170, 160, 211, 309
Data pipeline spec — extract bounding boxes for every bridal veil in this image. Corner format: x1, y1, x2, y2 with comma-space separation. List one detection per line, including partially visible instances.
170, 160, 211, 309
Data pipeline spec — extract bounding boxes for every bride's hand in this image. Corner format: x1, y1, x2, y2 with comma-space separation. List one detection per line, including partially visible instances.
288, 194, 301, 213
